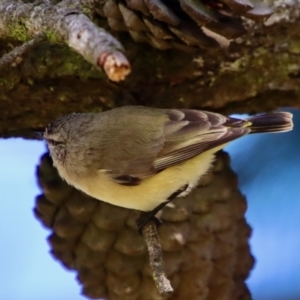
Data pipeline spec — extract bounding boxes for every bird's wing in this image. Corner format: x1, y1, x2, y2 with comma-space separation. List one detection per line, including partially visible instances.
153, 109, 250, 171
101, 107, 250, 185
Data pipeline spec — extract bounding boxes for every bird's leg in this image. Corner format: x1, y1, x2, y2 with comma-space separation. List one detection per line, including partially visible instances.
136, 185, 188, 233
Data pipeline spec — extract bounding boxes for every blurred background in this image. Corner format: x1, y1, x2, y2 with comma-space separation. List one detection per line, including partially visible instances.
0, 109, 299, 300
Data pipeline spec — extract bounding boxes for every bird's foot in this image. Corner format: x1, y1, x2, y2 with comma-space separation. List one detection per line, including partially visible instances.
136, 184, 188, 233
136, 213, 162, 234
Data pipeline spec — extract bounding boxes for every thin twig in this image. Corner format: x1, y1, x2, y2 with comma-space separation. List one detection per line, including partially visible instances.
0, 0, 131, 81
142, 221, 174, 296
0, 34, 45, 69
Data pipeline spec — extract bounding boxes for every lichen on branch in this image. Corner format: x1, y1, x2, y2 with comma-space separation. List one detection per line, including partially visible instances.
0, 0, 131, 81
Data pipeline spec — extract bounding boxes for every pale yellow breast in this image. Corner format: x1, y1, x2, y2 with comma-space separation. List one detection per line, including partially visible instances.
69, 148, 221, 211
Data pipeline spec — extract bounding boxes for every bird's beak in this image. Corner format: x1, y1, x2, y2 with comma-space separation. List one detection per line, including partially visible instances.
31, 129, 44, 140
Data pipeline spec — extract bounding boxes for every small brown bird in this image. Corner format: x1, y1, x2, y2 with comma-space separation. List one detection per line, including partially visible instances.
44, 106, 293, 229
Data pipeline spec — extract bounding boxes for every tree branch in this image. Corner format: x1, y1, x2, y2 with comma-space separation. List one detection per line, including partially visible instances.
0, 0, 131, 81
142, 221, 173, 296
0, 33, 45, 69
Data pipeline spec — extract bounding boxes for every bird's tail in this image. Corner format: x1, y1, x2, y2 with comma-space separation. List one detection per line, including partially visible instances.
246, 112, 293, 134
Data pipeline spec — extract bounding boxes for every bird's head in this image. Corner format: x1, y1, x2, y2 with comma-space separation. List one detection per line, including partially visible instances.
43, 115, 76, 166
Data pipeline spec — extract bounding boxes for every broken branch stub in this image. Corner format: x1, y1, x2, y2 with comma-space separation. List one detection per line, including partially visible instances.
0, 0, 131, 81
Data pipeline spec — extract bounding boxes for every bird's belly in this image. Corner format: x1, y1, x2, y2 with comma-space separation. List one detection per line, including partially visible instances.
72, 150, 217, 211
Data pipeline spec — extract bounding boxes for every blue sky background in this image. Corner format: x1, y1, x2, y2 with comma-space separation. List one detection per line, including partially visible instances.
0, 109, 299, 300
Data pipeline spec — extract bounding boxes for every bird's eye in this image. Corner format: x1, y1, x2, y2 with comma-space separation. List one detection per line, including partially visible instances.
48, 139, 63, 146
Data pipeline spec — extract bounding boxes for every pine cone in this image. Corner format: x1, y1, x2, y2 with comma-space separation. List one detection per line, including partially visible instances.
34, 151, 254, 299
95, 0, 273, 50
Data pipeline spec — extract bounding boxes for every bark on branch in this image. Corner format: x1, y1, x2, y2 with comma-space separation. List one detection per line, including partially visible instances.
0, 1, 300, 137
0, 0, 131, 81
